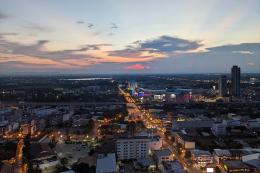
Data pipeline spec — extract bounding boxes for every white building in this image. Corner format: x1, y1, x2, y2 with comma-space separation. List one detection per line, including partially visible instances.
7, 122, 19, 133
116, 137, 150, 160
149, 136, 162, 151
213, 149, 232, 164
173, 133, 195, 150
62, 113, 72, 122
96, 153, 117, 173
190, 149, 213, 166
154, 149, 174, 165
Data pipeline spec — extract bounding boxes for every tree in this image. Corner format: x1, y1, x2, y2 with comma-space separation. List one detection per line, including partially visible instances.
185, 150, 191, 159
60, 157, 68, 167
176, 143, 182, 154
49, 136, 57, 148
54, 164, 68, 173
72, 163, 95, 173
84, 119, 95, 134
88, 149, 95, 156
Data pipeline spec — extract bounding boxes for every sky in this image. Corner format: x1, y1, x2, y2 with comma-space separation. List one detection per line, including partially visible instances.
0, 0, 260, 75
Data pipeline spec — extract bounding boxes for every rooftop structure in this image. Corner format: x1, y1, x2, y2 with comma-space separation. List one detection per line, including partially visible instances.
160, 161, 186, 173
96, 153, 117, 173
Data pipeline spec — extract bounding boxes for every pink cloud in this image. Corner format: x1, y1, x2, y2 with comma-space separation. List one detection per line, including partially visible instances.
124, 64, 150, 70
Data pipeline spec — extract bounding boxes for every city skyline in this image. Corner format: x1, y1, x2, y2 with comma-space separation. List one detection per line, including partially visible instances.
0, 0, 260, 74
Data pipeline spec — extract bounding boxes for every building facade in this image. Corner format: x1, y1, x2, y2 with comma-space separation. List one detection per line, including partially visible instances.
116, 137, 150, 160
231, 65, 241, 98
219, 75, 227, 97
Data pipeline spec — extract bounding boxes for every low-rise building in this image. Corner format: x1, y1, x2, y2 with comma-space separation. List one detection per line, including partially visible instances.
212, 122, 227, 136
149, 136, 162, 151
96, 153, 117, 173
173, 132, 195, 150
172, 120, 213, 130
242, 153, 260, 172
190, 149, 213, 166
30, 143, 59, 173
159, 161, 186, 173
153, 149, 174, 165
247, 119, 260, 129
220, 160, 254, 173
213, 149, 232, 164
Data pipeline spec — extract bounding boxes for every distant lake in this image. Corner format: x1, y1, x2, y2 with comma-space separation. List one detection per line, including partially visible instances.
60, 78, 112, 81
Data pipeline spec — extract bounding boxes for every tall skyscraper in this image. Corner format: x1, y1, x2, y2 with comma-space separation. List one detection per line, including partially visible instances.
219, 75, 227, 97
231, 65, 241, 98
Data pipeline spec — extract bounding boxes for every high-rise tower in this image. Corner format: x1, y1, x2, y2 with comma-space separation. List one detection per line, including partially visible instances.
219, 75, 227, 97
231, 65, 241, 98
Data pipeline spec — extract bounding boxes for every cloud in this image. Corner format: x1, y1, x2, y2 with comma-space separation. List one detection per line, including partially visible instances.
111, 22, 119, 29
0, 38, 104, 69
138, 35, 203, 53
107, 32, 115, 36
76, 21, 85, 24
124, 63, 150, 70
23, 22, 52, 32
88, 23, 94, 28
107, 35, 202, 62
247, 62, 255, 66
0, 32, 19, 36
207, 43, 260, 54
232, 51, 254, 55
0, 12, 11, 19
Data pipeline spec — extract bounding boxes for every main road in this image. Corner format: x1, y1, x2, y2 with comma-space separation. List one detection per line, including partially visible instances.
15, 136, 27, 173
119, 86, 200, 173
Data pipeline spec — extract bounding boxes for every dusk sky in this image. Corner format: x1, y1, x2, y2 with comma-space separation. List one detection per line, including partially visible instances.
0, 0, 260, 74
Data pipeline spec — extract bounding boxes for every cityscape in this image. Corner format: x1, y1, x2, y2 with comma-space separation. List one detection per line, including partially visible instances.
0, 1, 260, 173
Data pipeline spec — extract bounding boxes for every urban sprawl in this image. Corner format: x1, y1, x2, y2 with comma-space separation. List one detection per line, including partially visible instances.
0, 66, 260, 173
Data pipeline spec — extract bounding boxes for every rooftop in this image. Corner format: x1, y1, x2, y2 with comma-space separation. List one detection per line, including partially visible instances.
30, 143, 55, 160
191, 149, 211, 156
222, 160, 250, 169
154, 149, 172, 158
96, 153, 117, 173
213, 149, 231, 157
162, 161, 186, 173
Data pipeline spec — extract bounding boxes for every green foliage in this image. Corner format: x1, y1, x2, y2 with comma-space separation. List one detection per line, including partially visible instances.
49, 136, 57, 148
54, 164, 68, 173
84, 119, 95, 134
184, 150, 191, 159
176, 143, 182, 154
60, 157, 68, 166
72, 163, 96, 173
